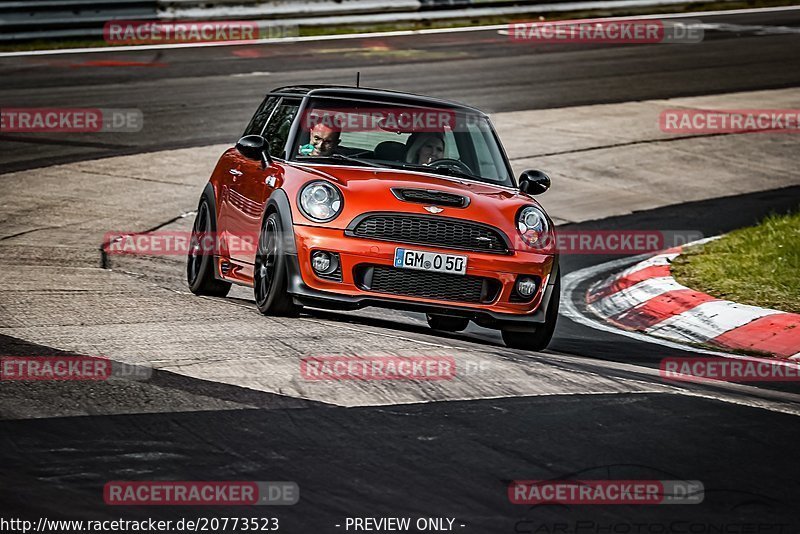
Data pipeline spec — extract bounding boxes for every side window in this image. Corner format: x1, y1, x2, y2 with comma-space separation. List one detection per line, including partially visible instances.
263, 99, 301, 158
243, 96, 279, 137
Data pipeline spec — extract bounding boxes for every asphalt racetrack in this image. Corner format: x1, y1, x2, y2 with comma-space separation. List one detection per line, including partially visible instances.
1, 7, 800, 533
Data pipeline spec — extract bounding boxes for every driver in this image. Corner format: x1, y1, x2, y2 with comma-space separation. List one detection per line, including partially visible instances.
299, 122, 341, 157
405, 132, 445, 165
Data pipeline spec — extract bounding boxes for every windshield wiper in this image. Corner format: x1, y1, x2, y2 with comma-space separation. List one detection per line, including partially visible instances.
296, 154, 384, 168
428, 166, 484, 182
392, 162, 485, 182
297, 156, 496, 183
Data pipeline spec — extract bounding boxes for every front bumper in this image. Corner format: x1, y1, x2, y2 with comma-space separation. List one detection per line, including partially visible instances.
285, 224, 558, 326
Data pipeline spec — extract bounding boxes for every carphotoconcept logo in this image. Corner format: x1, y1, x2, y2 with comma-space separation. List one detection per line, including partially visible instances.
1, 108, 142, 133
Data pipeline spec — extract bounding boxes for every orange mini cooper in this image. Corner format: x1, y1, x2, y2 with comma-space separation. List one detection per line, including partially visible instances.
187, 86, 559, 350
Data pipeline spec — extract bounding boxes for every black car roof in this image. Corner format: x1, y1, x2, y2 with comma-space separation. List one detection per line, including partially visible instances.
267, 85, 487, 115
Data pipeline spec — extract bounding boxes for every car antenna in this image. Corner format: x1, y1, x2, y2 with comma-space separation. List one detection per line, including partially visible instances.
356, 72, 360, 88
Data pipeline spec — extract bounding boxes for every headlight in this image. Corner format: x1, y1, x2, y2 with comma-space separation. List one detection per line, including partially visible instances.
517, 206, 549, 247
299, 181, 343, 222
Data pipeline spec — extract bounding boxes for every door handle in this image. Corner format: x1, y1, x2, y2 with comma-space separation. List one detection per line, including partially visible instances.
229, 169, 243, 176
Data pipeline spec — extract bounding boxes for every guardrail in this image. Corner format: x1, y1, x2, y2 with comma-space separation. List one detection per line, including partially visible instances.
0, 0, 557, 42
0, 0, 715, 43
158, 0, 423, 21
0, 0, 158, 41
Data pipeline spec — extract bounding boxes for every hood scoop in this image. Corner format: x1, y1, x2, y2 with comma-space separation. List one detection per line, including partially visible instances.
391, 188, 470, 208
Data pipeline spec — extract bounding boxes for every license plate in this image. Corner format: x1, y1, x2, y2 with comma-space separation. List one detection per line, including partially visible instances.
393, 248, 467, 275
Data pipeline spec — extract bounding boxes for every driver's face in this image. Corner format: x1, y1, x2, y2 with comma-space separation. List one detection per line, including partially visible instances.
417, 138, 444, 165
310, 124, 340, 156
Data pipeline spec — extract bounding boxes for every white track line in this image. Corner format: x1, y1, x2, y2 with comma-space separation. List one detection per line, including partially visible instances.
1, 5, 797, 58
561, 255, 800, 415
591, 276, 684, 317
646, 300, 781, 342
617, 251, 680, 278
562, 253, 800, 369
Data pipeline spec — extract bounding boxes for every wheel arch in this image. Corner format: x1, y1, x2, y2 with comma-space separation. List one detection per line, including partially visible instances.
263, 188, 298, 255
200, 182, 221, 233
187, 183, 232, 296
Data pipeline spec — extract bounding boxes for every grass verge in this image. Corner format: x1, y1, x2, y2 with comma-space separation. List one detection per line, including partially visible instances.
671, 209, 800, 314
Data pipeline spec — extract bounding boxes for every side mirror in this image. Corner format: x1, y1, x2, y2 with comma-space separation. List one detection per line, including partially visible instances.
236, 135, 272, 168
518, 170, 551, 195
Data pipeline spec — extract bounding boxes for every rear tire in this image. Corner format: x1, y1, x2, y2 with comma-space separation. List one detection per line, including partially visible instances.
501, 275, 560, 351
187, 196, 232, 297
426, 314, 470, 332
254, 212, 301, 317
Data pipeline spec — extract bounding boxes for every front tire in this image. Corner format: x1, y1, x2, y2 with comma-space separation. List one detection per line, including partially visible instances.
187, 196, 231, 297
254, 212, 301, 317
501, 275, 560, 351
426, 314, 470, 332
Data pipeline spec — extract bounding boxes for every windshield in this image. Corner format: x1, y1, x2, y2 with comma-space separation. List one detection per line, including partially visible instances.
290, 98, 514, 186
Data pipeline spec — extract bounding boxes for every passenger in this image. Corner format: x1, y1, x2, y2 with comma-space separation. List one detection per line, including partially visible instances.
405, 132, 445, 165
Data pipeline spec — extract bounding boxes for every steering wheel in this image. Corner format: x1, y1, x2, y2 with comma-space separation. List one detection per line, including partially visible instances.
427, 158, 474, 175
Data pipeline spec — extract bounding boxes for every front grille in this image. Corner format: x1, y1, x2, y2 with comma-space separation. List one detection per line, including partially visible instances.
349, 214, 509, 254
393, 188, 469, 208
355, 265, 500, 304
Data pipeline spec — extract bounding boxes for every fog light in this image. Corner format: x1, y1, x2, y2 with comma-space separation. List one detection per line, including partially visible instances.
516, 277, 537, 298
311, 250, 339, 276
312, 251, 331, 273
